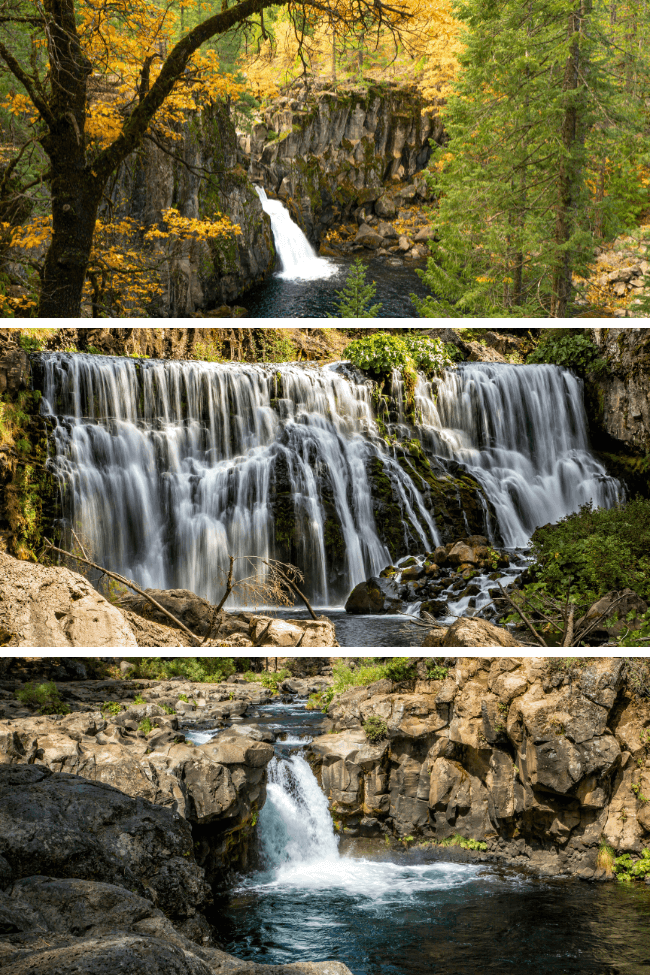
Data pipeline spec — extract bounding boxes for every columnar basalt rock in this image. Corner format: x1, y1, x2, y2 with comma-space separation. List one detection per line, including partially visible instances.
245, 82, 444, 244
309, 658, 649, 877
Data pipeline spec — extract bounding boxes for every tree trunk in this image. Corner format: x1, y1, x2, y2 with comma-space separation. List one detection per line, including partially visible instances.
39, 172, 102, 318
550, 0, 592, 318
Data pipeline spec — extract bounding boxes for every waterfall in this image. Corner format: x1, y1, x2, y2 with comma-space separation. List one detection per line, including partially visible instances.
255, 186, 338, 281
260, 755, 340, 871
40, 354, 619, 607
249, 753, 476, 897
414, 363, 620, 548
40, 354, 437, 605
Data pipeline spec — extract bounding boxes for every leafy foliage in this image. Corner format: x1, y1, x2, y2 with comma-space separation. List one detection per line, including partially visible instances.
138, 717, 153, 735
527, 329, 609, 379
331, 259, 382, 318
614, 848, 650, 883
527, 500, 650, 605
437, 834, 487, 851
345, 332, 454, 380
101, 701, 124, 716
363, 716, 389, 743
124, 657, 236, 682
15, 681, 70, 715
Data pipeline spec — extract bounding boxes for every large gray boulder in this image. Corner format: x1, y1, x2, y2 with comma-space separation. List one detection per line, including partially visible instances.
0, 764, 209, 920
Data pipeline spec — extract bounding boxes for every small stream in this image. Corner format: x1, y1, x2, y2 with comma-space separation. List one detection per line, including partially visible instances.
189, 699, 650, 975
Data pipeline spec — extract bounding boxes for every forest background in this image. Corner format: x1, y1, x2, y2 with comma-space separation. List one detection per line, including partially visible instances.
0, 0, 649, 318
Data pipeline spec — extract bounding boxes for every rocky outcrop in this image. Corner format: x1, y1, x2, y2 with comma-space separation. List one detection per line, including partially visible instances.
423, 618, 523, 647
0, 764, 353, 975
0, 553, 138, 648
246, 81, 443, 244
109, 102, 274, 316
310, 658, 650, 878
589, 327, 650, 455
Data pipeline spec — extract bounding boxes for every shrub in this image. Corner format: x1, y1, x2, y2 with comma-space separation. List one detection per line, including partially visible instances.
438, 834, 488, 851
363, 716, 389, 743
614, 847, 650, 882
526, 499, 650, 604
257, 668, 290, 691
133, 693, 146, 704
138, 717, 153, 735
15, 681, 70, 715
345, 332, 454, 381
124, 657, 236, 683
101, 701, 124, 716
526, 328, 609, 379
426, 661, 449, 680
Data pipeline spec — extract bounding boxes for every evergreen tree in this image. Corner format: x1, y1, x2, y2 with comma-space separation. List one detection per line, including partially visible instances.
331, 259, 383, 317
413, 0, 650, 318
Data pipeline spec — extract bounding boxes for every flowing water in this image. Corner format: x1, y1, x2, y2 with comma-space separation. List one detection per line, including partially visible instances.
39, 355, 620, 613
255, 187, 339, 282
212, 734, 650, 975
249, 188, 428, 317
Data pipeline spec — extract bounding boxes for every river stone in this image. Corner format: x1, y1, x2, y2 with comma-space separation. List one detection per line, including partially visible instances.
344, 577, 403, 614
0, 554, 137, 649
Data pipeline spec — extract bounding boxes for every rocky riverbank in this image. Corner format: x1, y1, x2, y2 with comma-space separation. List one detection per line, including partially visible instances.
309, 657, 650, 880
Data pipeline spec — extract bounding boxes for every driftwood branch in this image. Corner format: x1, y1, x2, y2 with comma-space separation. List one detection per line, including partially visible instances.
262, 560, 317, 620
497, 582, 548, 647
43, 540, 200, 646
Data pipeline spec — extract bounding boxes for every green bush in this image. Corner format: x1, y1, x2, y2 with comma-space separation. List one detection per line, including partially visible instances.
345, 332, 454, 380
124, 657, 236, 683
438, 834, 488, 851
101, 701, 124, 716
426, 661, 449, 680
526, 499, 650, 604
257, 668, 290, 691
363, 716, 389, 743
527, 328, 609, 379
614, 847, 650, 882
15, 682, 70, 715
133, 693, 146, 704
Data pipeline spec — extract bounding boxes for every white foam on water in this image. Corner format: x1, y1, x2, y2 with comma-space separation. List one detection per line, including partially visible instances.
243, 753, 478, 904
255, 186, 339, 281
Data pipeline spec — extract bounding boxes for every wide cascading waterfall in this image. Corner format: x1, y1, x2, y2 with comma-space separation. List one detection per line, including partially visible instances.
255, 186, 338, 281
40, 354, 439, 605
414, 362, 621, 548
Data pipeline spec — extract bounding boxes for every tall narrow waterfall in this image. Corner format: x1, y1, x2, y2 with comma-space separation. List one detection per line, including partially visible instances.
255, 186, 338, 281
40, 354, 619, 606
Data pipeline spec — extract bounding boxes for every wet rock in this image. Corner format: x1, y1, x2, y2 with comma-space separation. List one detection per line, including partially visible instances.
375, 196, 398, 219
344, 577, 403, 614
354, 225, 384, 249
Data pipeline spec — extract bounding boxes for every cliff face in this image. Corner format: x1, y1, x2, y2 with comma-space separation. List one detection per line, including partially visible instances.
244, 82, 443, 243
586, 327, 650, 496
310, 657, 650, 877
110, 103, 275, 315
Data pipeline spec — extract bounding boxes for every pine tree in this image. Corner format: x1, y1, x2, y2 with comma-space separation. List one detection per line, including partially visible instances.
331, 259, 383, 317
413, 0, 650, 318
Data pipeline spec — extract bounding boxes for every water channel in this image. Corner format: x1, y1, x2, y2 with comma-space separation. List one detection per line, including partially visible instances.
187, 699, 650, 975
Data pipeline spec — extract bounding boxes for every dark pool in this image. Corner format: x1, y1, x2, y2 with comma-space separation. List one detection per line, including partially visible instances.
212, 852, 650, 975
241, 256, 430, 318
261, 608, 424, 648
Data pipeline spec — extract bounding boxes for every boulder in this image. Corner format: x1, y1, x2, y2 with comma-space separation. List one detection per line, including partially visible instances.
441, 618, 523, 647
118, 589, 215, 637
375, 196, 398, 218
354, 225, 384, 249
0, 764, 210, 920
344, 577, 403, 614
0, 555, 137, 648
